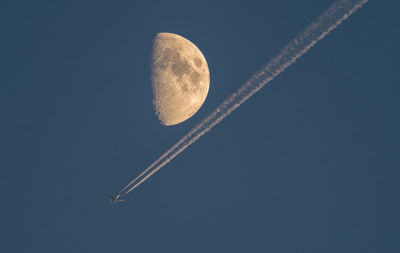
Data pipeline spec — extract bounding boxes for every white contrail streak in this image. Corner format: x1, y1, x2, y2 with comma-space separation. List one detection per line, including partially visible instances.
120, 0, 368, 196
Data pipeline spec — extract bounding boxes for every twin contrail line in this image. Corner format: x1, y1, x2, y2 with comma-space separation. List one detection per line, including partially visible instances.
119, 0, 368, 196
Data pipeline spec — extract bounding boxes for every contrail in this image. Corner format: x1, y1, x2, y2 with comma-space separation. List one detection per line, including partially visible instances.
120, 0, 368, 196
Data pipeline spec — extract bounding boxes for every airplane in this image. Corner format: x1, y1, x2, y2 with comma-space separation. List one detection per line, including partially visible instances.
109, 194, 124, 203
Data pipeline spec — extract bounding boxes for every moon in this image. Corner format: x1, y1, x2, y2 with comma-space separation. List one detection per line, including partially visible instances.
151, 32, 210, 126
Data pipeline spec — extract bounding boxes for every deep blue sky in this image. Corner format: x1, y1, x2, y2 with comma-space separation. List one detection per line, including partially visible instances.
1, 0, 399, 252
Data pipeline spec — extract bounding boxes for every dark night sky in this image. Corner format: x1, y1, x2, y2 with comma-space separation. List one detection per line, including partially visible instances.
1, 0, 399, 252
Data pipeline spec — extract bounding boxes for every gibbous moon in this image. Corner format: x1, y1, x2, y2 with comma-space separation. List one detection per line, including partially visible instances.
151, 32, 210, 126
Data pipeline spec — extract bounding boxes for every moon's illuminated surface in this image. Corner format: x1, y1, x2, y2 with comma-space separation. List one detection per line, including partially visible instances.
151, 32, 210, 126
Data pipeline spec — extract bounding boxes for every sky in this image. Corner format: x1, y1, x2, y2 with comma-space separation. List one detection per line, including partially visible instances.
1, 0, 399, 252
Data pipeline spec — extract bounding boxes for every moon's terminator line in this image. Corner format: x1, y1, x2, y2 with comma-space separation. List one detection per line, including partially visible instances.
119, 0, 368, 196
